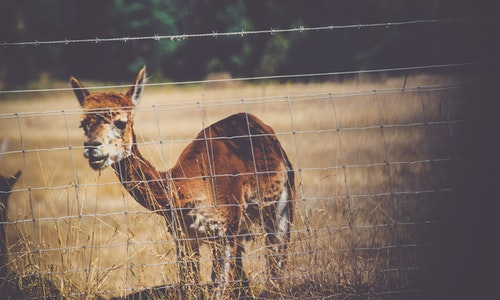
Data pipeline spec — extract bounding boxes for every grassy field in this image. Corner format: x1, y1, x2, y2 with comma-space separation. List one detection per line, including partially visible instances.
0, 72, 472, 298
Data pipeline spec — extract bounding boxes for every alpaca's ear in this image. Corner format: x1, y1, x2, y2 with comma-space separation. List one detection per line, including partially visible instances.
125, 66, 147, 106
70, 76, 90, 106
7, 171, 21, 188
0, 170, 21, 197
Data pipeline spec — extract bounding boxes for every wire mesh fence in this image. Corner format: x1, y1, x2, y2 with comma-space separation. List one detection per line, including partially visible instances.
0, 68, 477, 298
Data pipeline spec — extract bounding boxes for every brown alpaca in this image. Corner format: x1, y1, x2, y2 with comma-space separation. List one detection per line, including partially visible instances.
0, 171, 63, 298
70, 67, 295, 297
0, 170, 21, 278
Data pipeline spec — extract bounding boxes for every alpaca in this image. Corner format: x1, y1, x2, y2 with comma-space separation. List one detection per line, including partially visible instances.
71, 67, 295, 297
0, 170, 21, 278
0, 171, 63, 299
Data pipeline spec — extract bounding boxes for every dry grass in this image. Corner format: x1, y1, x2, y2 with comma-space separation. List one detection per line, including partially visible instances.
0, 73, 470, 299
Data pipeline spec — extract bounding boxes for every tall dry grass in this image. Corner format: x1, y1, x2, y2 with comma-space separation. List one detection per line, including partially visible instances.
0, 73, 471, 299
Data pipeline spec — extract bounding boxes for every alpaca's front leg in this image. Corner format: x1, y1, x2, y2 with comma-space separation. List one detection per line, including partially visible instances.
234, 241, 251, 298
175, 239, 201, 298
179, 247, 200, 285
211, 233, 237, 298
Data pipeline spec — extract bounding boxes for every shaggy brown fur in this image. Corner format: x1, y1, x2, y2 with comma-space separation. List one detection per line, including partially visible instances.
71, 67, 295, 298
0, 171, 21, 277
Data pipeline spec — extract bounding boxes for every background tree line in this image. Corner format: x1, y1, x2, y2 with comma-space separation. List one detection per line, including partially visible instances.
0, 0, 492, 88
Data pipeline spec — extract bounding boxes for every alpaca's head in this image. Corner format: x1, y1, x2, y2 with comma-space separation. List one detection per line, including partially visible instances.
0, 170, 21, 205
71, 67, 146, 170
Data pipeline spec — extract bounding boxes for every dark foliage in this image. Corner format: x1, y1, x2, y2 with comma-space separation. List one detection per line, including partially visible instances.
0, 1, 494, 88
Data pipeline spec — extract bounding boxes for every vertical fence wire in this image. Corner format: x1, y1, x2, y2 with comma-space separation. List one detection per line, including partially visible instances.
285, 95, 310, 235
329, 93, 356, 274
15, 113, 42, 272
122, 168, 135, 294
374, 89, 401, 278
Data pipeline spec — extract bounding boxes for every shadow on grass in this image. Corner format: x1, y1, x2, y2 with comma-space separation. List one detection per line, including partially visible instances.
111, 282, 254, 300
111, 281, 384, 300
0, 271, 63, 300
110, 285, 179, 300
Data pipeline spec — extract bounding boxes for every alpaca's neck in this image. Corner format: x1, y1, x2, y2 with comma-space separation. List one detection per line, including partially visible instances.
112, 141, 172, 213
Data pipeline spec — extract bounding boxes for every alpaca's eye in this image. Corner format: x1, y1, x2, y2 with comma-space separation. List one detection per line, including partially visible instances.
114, 120, 127, 130
80, 120, 90, 133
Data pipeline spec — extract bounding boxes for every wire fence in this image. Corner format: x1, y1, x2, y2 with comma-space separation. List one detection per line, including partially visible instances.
0, 16, 484, 299
0, 68, 475, 298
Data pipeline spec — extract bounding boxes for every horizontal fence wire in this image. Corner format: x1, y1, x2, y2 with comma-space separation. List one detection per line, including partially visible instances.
0, 67, 474, 298
0, 62, 478, 95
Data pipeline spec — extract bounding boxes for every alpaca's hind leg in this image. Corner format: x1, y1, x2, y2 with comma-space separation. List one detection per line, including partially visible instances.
210, 232, 240, 298
265, 189, 293, 283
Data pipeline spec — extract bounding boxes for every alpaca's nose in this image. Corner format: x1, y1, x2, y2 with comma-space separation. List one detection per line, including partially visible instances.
83, 140, 103, 158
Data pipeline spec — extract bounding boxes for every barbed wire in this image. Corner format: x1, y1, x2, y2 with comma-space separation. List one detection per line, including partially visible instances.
1, 17, 480, 47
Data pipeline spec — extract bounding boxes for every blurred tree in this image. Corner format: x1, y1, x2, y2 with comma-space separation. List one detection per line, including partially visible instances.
167, 0, 253, 80
64, 0, 186, 81
0, 0, 72, 88
0, 0, 492, 87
